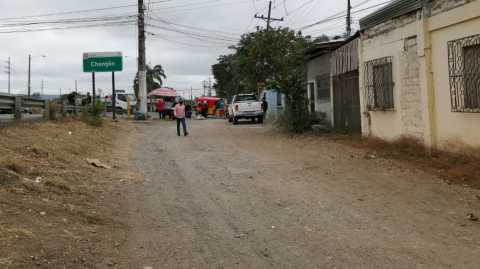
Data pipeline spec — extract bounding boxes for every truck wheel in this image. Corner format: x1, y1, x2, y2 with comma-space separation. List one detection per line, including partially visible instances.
258, 116, 264, 123
233, 116, 238, 125
228, 115, 233, 122
251, 117, 255, 122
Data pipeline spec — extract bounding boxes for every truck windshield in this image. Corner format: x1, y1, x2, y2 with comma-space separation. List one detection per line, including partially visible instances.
236, 95, 257, 102
127, 94, 137, 101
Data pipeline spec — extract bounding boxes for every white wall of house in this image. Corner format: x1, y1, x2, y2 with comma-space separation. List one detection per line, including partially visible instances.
361, 16, 422, 140
428, 0, 480, 148
307, 52, 332, 123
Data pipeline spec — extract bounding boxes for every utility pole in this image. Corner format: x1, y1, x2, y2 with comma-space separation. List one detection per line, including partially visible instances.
41, 79, 44, 98
208, 77, 212, 97
346, 0, 352, 37
254, 1, 283, 30
28, 55, 31, 98
60, 88, 61, 97
202, 80, 208, 97
191, 86, 192, 101
75, 80, 77, 93
4, 57, 10, 94
138, 0, 148, 114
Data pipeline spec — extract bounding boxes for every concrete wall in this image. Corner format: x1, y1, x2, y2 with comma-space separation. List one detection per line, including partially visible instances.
428, 0, 480, 148
361, 17, 422, 140
428, 0, 478, 16
262, 90, 284, 121
307, 52, 332, 123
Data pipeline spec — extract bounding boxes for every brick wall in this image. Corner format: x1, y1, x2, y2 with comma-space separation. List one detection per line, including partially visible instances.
399, 37, 423, 139
364, 12, 417, 39
429, 0, 477, 16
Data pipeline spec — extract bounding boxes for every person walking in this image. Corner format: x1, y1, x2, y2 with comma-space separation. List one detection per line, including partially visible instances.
174, 98, 188, 137
263, 97, 268, 119
156, 99, 164, 119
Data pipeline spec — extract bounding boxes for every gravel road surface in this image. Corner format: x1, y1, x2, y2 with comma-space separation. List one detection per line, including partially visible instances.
111, 118, 480, 269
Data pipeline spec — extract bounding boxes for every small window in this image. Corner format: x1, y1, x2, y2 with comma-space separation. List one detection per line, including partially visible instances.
364, 57, 394, 111
316, 75, 330, 100
277, 92, 282, 107
448, 34, 480, 113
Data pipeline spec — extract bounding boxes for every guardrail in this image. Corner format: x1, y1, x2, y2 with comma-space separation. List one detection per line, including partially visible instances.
0, 95, 133, 121
0, 95, 87, 121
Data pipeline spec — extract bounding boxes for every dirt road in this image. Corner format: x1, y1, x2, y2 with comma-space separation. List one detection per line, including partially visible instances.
111, 117, 479, 269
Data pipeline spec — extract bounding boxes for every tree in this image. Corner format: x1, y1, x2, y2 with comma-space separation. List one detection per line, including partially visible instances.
212, 27, 312, 132
31, 92, 42, 100
133, 64, 167, 97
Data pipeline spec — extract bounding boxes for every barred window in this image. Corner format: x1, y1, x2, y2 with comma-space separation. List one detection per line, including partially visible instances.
448, 34, 480, 112
364, 57, 394, 111
316, 75, 330, 100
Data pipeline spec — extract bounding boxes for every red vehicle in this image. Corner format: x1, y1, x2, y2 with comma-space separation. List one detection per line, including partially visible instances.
196, 97, 220, 117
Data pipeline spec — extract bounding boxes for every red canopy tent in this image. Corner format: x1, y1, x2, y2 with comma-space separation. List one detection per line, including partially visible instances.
148, 88, 181, 97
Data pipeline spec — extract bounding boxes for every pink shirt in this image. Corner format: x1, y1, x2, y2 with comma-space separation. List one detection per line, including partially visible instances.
174, 104, 186, 119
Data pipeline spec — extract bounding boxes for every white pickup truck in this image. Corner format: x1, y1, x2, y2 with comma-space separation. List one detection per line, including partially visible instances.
228, 94, 264, 125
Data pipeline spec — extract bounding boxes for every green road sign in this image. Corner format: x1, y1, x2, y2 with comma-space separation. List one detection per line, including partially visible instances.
83, 52, 123, 72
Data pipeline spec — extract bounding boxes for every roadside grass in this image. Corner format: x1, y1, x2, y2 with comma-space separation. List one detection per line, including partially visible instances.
338, 135, 480, 188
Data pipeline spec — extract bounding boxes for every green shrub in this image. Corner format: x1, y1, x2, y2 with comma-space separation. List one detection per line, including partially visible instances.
279, 98, 312, 133
311, 111, 328, 125
83, 102, 104, 127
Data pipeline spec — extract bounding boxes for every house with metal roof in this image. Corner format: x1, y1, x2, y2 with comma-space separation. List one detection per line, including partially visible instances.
303, 40, 343, 123
357, 0, 480, 150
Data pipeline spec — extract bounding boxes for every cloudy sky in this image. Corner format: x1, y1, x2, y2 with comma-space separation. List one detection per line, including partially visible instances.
0, 0, 389, 98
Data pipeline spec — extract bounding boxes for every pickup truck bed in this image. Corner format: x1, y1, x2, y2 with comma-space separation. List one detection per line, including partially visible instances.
228, 94, 264, 125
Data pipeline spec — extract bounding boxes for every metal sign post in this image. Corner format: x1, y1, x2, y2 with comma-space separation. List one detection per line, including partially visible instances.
82, 52, 123, 119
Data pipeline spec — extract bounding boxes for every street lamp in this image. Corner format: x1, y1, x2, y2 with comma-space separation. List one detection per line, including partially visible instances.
28, 55, 46, 98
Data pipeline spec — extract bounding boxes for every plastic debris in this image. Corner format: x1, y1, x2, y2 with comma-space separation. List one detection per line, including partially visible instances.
69, 131, 72, 135
40, 212, 46, 216
86, 158, 111, 169
367, 253, 372, 257
467, 213, 478, 221
22, 178, 31, 183
34, 177, 42, 184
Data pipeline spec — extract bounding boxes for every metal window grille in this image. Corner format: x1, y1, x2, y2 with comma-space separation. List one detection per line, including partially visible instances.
316, 75, 330, 100
448, 34, 480, 113
364, 57, 394, 111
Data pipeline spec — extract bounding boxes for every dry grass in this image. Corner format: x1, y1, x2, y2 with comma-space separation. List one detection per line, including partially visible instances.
345, 136, 480, 187
0, 117, 135, 192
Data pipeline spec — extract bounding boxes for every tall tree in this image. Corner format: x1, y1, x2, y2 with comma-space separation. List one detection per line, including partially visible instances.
133, 64, 167, 97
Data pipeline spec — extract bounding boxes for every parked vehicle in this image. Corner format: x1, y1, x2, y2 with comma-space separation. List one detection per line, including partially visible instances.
114, 90, 137, 111
228, 94, 264, 125
195, 97, 220, 117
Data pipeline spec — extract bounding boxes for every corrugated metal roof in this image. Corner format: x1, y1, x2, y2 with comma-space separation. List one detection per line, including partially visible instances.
359, 0, 422, 30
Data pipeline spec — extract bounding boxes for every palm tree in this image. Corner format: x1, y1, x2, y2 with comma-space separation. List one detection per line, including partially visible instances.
133, 64, 167, 97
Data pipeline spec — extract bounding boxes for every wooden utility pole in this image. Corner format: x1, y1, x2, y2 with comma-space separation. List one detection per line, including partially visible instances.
138, 0, 147, 113
346, 0, 352, 37
254, 1, 283, 30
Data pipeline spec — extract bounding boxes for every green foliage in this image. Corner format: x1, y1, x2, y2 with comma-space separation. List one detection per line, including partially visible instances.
83, 101, 104, 127
311, 111, 328, 125
279, 98, 312, 133
31, 92, 42, 100
133, 64, 166, 97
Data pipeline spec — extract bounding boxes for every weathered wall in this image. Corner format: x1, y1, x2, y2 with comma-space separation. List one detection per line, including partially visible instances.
307, 52, 332, 122
262, 90, 284, 120
399, 39, 423, 139
428, 0, 477, 17
361, 16, 422, 140
364, 12, 416, 39
428, 0, 480, 148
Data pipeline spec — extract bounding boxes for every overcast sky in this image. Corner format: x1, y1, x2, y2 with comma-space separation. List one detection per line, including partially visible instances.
0, 0, 388, 98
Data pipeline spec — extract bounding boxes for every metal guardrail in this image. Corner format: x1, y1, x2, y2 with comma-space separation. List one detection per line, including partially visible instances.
0, 94, 132, 121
